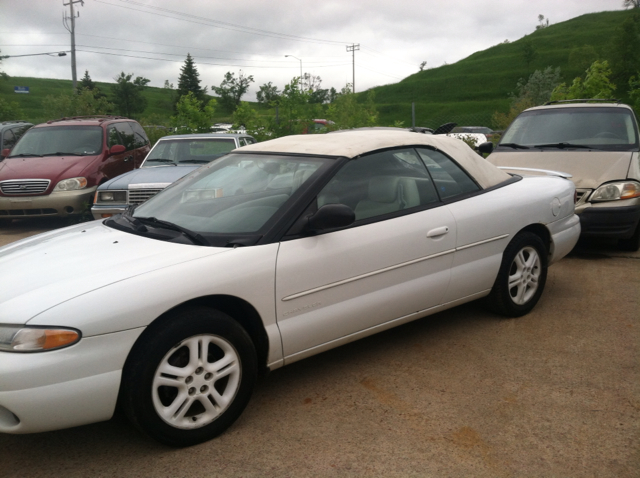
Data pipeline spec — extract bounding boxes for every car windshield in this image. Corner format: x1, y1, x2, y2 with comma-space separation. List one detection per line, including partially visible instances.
9, 125, 103, 156
143, 138, 238, 167
500, 107, 639, 151
131, 153, 327, 238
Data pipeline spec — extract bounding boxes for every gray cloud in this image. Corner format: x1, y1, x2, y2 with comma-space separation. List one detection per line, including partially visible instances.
0, 0, 618, 99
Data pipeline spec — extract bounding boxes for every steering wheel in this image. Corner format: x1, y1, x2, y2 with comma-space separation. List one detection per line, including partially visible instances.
595, 132, 621, 139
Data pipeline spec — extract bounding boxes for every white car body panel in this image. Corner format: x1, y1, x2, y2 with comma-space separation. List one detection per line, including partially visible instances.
276, 207, 456, 361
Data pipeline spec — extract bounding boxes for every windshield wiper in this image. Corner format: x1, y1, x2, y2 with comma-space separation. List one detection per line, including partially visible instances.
134, 216, 209, 246
42, 152, 84, 156
498, 143, 530, 149
145, 158, 176, 164
179, 159, 211, 164
533, 142, 594, 150
8, 153, 44, 157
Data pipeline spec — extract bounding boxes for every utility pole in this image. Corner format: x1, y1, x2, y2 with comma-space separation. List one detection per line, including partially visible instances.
63, 0, 83, 91
346, 43, 359, 93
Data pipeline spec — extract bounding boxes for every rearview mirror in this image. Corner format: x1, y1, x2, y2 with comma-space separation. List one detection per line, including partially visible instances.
109, 144, 126, 155
478, 142, 494, 154
307, 204, 355, 231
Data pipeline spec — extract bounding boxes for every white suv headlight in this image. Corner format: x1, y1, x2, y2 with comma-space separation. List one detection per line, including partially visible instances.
54, 177, 88, 191
0, 325, 81, 352
590, 181, 640, 202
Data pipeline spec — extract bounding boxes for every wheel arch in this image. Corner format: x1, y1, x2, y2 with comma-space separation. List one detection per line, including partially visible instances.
125, 294, 270, 376
519, 223, 551, 261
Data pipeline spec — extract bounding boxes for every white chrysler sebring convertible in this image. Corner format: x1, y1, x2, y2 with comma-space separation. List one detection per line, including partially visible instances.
0, 130, 580, 446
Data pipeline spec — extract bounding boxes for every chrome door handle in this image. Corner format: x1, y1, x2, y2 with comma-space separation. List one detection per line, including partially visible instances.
427, 226, 449, 238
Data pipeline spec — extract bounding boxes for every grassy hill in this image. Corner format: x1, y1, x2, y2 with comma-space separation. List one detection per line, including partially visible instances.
370, 9, 633, 128
0, 9, 633, 129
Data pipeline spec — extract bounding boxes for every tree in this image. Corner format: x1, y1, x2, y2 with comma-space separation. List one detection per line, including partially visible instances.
176, 54, 207, 106
629, 75, 640, 114
0, 98, 23, 121
213, 70, 254, 112
79, 70, 106, 100
536, 14, 549, 30
302, 73, 329, 104
608, 13, 640, 94
514, 66, 562, 105
550, 60, 616, 101
232, 102, 271, 141
419, 61, 427, 71
111, 72, 149, 118
623, 0, 639, 8
521, 39, 537, 69
326, 85, 378, 129
43, 87, 113, 118
568, 45, 599, 73
256, 82, 281, 105
0, 49, 7, 80
171, 92, 216, 134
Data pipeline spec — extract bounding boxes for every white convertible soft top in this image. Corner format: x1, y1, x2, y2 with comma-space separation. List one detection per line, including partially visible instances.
237, 129, 511, 189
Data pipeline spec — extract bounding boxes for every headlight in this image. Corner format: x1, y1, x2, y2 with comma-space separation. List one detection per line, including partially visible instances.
54, 177, 88, 191
95, 190, 127, 203
590, 181, 640, 202
0, 325, 81, 352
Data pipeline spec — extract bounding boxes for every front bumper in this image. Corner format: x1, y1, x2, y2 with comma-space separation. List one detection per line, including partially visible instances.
577, 202, 640, 240
91, 203, 129, 220
0, 187, 97, 218
0, 327, 144, 434
547, 213, 581, 265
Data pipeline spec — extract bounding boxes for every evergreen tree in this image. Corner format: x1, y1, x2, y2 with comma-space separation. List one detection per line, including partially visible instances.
176, 54, 207, 106
79, 70, 106, 99
111, 72, 149, 118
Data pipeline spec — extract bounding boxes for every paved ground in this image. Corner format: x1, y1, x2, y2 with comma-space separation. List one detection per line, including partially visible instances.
0, 218, 638, 477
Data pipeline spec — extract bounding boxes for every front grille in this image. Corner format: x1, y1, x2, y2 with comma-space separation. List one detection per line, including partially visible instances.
128, 188, 164, 205
0, 179, 50, 195
575, 189, 591, 205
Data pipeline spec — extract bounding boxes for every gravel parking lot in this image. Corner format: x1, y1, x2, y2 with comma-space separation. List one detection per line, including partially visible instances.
1, 218, 638, 477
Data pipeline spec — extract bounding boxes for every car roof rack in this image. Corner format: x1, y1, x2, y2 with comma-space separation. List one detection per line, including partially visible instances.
543, 98, 621, 106
47, 115, 128, 124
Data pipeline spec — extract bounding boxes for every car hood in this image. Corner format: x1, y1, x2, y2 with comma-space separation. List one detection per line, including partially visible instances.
101, 166, 199, 190
0, 220, 229, 325
0, 155, 98, 184
487, 150, 633, 189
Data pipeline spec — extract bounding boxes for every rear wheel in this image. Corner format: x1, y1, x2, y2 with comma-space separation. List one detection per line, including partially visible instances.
486, 232, 548, 317
120, 307, 257, 447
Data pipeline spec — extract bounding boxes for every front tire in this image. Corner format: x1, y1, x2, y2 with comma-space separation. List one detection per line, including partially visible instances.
120, 307, 257, 447
486, 232, 548, 317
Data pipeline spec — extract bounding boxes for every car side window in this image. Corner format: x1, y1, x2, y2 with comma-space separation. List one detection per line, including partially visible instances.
317, 148, 440, 221
115, 123, 136, 151
416, 148, 480, 200
107, 126, 122, 148
129, 122, 150, 148
2, 129, 16, 150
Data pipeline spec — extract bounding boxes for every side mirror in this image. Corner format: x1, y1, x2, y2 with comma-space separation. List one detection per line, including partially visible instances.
307, 204, 355, 231
1, 148, 10, 159
109, 144, 126, 155
478, 142, 494, 155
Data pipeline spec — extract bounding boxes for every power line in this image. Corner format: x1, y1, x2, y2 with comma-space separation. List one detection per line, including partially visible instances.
94, 0, 351, 46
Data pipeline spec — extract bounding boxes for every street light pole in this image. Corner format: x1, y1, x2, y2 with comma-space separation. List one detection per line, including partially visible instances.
284, 55, 303, 90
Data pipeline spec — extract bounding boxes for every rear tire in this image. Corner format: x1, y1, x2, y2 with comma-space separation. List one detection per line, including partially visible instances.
486, 232, 548, 317
120, 307, 257, 447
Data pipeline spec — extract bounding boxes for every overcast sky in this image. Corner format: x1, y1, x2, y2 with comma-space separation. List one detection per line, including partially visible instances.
0, 0, 623, 100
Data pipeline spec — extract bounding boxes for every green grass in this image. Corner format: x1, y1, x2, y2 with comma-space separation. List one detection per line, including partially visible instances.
0, 10, 633, 129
